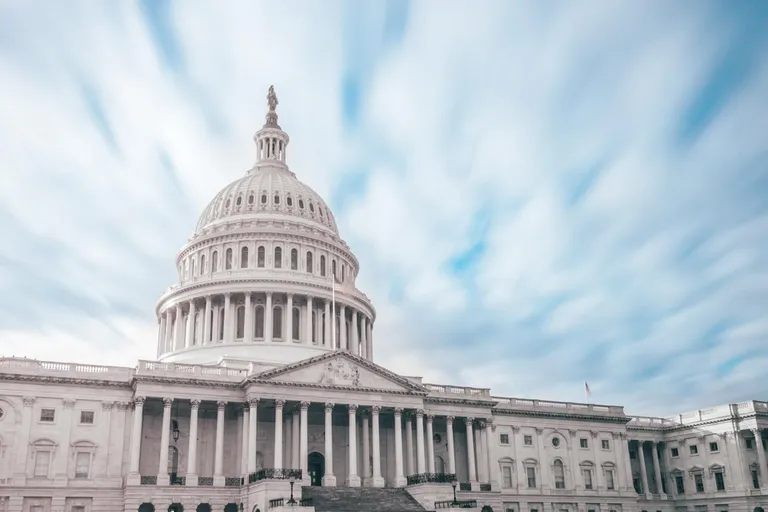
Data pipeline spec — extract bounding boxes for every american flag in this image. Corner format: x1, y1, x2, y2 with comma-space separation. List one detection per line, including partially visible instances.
584, 381, 591, 395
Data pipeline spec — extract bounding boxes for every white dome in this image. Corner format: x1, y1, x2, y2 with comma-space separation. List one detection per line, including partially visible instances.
194, 165, 339, 236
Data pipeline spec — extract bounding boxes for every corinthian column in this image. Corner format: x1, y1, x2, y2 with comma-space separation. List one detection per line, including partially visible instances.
323, 403, 336, 486
274, 400, 285, 469
394, 408, 406, 487
248, 399, 259, 473
426, 414, 436, 473
347, 404, 361, 486
372, 406, 385, 487
405, 413, 415, 476
157, 397, 173, 485
416, 410, 426, 474
214, 401, 226, 486
446, 416, 456, 474
127, 397, 144, 485
187, 399, 200, 485
465, 418, 477, 484
305, 296, 313, 344
186, 300, 196, 347
300, 401, 309, 484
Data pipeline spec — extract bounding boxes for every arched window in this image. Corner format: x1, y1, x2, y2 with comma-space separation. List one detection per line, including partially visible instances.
553, 459, 565, 489
200, 254, 206, 274
274, 247, 282, 269
274, 193, 280, 205
580, 461, 594, 490
341, 264, 345, 282
236, 306, 245, 339
273, 306, 283, 339
291, 249, 298, 270
254, 305, 265, 338
241, 247, 249, 268
320, 255, 326, 276
312, 311, 317, 343
225, 248, 233, 270
257, 246, 265, 268
219, 307, 225, 341
208, 309, 214, 342
261, 193, 267, 205
306, 251, 313, 273
335, 315, 341, 345
332, 260, 337, 278
436, 455, 445, 474
211, 251, 218, 272
292, 307, 300, 340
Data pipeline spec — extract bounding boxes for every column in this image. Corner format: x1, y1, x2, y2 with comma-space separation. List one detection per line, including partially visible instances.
157, 397, 173, 485
621, 434, 634, 491
360, 317, 368, 359
416, 410, 426, 474
300, 401, 309, 484
244, 293, 253, 343
362, 410, 371, 485
638, 441, 650, 495
347, 404, 361, 486
186, 300, 196, 347
372, 406, 384, 487
241, 405, 249, 476
286, 293, 294, 342
475, 424, 487, 483
446, 416, 456, 474
466, 418, 477, 484
652, 441, 664, 494
292, 407, 300, 468
753, 429, 768, 482
323, 300, 331, 347
158, 315, 166, 356
351, 310, 359, 355
366, 320, 373, 359
203, 296, 212, 344
187, 399, 200, 484
54, 399, 75, 482
274, 400, 285, 469
323, 403, 336, 486
405, 413, 415, 476
305, 296, 313, 344
426, 414, 436, 473
164, 310, 173, 351
339, 305, 347, 350
394, 408, 406, 486
214, 401, 226, 485
174, 304, 183, 350
265, 292, 273, 342
127, 397, 145, 483
223, 293, 232, 342
481, 422, 492, 485
248, 399, 259, 473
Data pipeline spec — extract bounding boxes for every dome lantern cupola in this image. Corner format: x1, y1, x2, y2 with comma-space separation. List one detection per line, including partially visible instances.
253, 85, 290, 169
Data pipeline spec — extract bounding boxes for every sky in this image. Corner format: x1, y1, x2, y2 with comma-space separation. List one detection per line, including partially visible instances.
1, 0, 767, 417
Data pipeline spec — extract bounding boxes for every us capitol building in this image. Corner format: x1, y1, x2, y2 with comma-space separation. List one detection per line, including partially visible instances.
0, 88, 766, 512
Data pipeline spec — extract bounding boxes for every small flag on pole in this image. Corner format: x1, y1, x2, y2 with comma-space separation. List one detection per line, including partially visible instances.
584, 381, 591, 404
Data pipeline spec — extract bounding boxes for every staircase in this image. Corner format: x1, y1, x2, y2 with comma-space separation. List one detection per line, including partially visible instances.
301, 486, 429, 512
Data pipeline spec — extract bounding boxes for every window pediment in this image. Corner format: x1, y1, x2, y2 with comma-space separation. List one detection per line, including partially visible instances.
71, 440, 97, 451
522, 458, 539, 467
709, 463, 725, 475
601, 461, 616, 468
30, 438, 57, 448
579, 460, 595, 468
688, 465, 704, 475
498, 456, 515, 464
669, 468, 684, 476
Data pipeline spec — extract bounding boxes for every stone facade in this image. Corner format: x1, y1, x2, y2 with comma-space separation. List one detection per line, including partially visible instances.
0, 89, 765, 512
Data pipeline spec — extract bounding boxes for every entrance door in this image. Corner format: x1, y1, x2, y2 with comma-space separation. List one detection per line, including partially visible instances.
308, 452, 325, 486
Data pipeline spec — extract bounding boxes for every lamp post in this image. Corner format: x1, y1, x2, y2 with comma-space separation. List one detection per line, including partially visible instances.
288, 475, 297, 504
451, 479, 459, 505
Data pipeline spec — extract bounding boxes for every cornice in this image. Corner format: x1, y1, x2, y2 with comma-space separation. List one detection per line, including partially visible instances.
0, 373, 132, 389
132, 375, 243, 389
492, 408, 630, 424
246, 379, 425, 397
425, 396, 499, 408
628, 413, 764, 434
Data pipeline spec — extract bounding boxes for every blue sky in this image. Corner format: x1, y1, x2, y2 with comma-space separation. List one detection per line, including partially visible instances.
1, 1, 767, 416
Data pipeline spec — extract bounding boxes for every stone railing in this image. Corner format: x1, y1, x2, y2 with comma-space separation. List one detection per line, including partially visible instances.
424, 383, 492, 397
407, 473, 457, 485
136, 360, 247, 382
0, 357, 134, 382
627, 416, 677, 428
492, 396, 625, 416
248, 468, 303, 483
435, 499, 477, 509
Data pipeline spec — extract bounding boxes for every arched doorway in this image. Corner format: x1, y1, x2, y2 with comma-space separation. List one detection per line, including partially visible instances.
138, 505, 155, 512
168, 504, 183, 512
481, 507, 494, 512
224, 505, 238, 512
196, 505, 211, 512
308, 452, 325, 486
754, 508, 764, 512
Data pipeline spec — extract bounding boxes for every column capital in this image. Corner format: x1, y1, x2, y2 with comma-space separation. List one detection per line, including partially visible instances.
275, 399, 286, 409
133, 396, 146, 407
512, 426, 520, 433
697, 435, 706, 443
371, 405, 381, 414
300, 400, 310, 410
248, 398, 260, 408
718, 432, 729, 440
62, 399, 76, 409
162, 397, 174, 408
751, 428, 763, 435
101, 401, 114, 411
534, 427, 544, 435
348, 404, 359, 413
416, 409, 425, 417
190, 399, 201, 409
590, 430, 599, 438
426, 414, 434, 422
325, 402, 335, 412
266, 291, 273, 297
394, 407, 403, 416
465, 417, 474, 426
116, 401, 131, 411
287, 292, 294, 298
446, 415, 454, 424
224, 291, 231, 297
217, 400, 227, 410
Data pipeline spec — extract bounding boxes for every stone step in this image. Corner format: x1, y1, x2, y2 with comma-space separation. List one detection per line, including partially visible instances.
301, 486, 429, 512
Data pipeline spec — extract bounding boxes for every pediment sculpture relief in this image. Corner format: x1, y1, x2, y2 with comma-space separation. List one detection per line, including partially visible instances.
319, 359, 360, 386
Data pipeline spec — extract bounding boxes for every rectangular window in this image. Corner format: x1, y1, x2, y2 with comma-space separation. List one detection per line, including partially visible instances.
606, 470, 615, 490
33, 451, 50, 477
502, 466, 513, 488
524, 435, 533, 446
79, 410, 94, 424
675, 475, 685, 494
753, 469, 760, 489
709, 441, 719, 453
580, 438, 589, 449
695, 474, 704, 493
583, 469, 593, 490
40, 408, 55, 422
601, 439, 610, 450
75, 452, 90, 478
715, 472, 725, 491
670, 447, 679, 457
526, 467, 537, 488
689, 444, 698, 455
500, 433, 510, 445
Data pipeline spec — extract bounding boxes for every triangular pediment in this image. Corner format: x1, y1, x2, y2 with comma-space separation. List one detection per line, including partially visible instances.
251, 351, 428, 394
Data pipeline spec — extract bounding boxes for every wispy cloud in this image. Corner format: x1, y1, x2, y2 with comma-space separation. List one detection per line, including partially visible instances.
1, 0, 767, 416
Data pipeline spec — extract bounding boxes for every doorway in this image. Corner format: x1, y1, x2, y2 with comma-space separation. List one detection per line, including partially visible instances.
308, 452, 325, 486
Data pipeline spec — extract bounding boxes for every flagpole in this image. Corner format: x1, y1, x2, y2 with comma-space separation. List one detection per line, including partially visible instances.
331, 275, 336, 350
